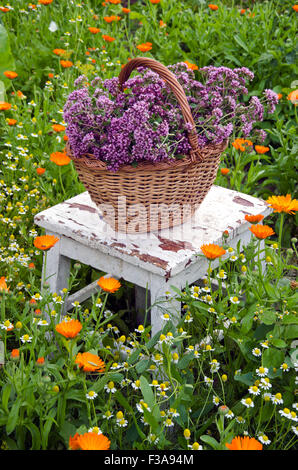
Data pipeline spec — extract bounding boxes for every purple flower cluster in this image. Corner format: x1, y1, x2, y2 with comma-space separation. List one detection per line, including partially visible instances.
63, 63, 278, 170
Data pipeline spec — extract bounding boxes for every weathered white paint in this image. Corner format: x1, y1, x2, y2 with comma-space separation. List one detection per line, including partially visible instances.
34, 186, 272, 336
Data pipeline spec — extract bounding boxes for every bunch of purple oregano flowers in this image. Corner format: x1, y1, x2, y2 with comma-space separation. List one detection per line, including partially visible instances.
63, 62, 278, 171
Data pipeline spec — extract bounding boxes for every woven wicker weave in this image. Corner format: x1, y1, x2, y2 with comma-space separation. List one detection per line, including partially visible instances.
66, 57, 228, 233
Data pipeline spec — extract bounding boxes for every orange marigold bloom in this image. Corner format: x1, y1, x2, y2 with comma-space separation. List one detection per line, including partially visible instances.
97, 276, 121, 293
60, 60, 73, 68
88, 27, 100, 34
184, 60, 198, 71
36, 167, 46, 175
0, 276, 9, 292
249, 224, 275, 239
70, 432, 111, 450
266, 194, 298, 215
293, 5, 298, 12
10, 349, 20, 359
200, 244, 226, 260
122, 7, 130, 13
240, 9, 246, 14
150, 0, 160, 3
245, 214, 264, 224
3, 71, 18, 79
34, 235, 59, 251
288, 89, 298, 105
50, 151, 71, 166
277, 93, 283, 100
102, 35, 115, 42
107, 0, 121, 3
0, 102, 11, 111
136, 42, 152, 52
69, 433, 81, 450
7, 118, 17, 126
38, 0, 53, 4
0, 6, 10, 11
255, 145, 269, 154
56, 319, 82, 339
36, 357, 45, 366
75, 352, 105, 373
221, 168, 229, 175
28, 262, 35, 269
104, 15, 121, 22
226, 436, 263, 451
53, 48, 66, 56
232, 138, 253, 152
208, 4, 218, 11
52, 124, 66, 132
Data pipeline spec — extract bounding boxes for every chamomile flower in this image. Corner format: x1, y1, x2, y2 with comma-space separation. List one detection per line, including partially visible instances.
280, 363, 290, 372
164, 418, 174, 428
188, 442, 203, 450
271, 393, 283, 405
248, 385, 261, 396
258, 434, 271, 445
88, 426, 102, 434
161, 312, 171, 321
213, 396, 220, 406
279, 408, 291, 419
225, 409, 234, 419
136, 401, 151, 413
135, 325, 145, 334
103, 410, 113, 420
20, 334, 32, 343
235, 416, 246, 424
131, 380, 141, 390
256, 366, 268, 377
216, 269, 227, 280
260, 378, 272, 390
230, 296, 240, 304
104, 381, 117, 394
86, 390, 98, 400
241, 397, 254, 408
252, 347, 262, 357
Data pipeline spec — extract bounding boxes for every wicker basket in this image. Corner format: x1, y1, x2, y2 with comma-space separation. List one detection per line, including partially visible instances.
66, 57, 228, 233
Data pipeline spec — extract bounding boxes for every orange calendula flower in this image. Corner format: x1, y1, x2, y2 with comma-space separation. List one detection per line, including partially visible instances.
226, 436, 263, 451
75, 352, 105, 373
277, 93, 283, 100
249, 224, 275, 239
60, 60, 73, 68
50, 151, 71, 166
38, 0, 53, 4
88, 27, 100, 34
255, 145, 269, 154
36, 167, 46, 175
0, 6, 10, 11
184, 60, 198, 71
53, 48, 66, 56
3, 71, 18, 79
0, 277, 9, 292
104, 15, 121, 23
240, 9, 246, 14
0, 102, 11, 111
266, 194, 298, 215
56, 319, 82, 339
288, 89, 298, 105
7, 118, 17, 126
150, 0, 160, 3
245, 214, 264, 224
200, 244, 226, 260
108, 0, 121, 4
97, 276, 121, 293
232, 138, 253, 152
69, 432, 110, 450
293, 5, 298, 12
122, 7, 130, 13
136, 42, 152, 52
11, 349, 20, 360
221, 168, 229, 175
52, 124, 66, 132
36, 357, 45, 366
34, 235, 59, 251
102, 35, 115, 42
208, 4, 218, 11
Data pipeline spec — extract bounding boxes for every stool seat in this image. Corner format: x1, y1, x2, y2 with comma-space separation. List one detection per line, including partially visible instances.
34, 186, 272, 336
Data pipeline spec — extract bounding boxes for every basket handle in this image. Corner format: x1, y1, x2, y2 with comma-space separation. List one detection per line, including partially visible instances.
118, 57, 201, 162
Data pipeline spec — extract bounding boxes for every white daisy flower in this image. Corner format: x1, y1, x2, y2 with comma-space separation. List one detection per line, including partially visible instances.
241, 397, 254, 408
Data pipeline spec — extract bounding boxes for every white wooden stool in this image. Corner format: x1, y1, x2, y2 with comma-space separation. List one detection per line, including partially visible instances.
34, 186, 271, 337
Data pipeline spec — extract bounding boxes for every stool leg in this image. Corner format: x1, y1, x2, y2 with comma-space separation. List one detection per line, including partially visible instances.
150, 275, 182, 338
41, 232, 71, 315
